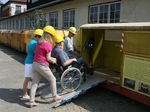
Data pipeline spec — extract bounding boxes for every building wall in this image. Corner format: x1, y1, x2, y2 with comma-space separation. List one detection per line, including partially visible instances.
1, 0, 150, 30
1, 9, 9, 17
1, 5, 10, 16
43, 0, 112, 29
1, 2, 26, 17
9, 3, 26, 16
42, 0, 150, 29
121, 0, 150, 22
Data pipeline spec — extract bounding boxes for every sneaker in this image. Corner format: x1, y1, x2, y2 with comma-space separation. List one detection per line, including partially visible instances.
29, 102, 39, 108
22, 95, 30, 100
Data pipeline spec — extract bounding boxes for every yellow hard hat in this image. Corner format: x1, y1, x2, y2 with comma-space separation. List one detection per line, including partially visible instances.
43, 25, 56, 36
55, 34, 64, 43
68, 27, 77, 35
34, 29, 43, 36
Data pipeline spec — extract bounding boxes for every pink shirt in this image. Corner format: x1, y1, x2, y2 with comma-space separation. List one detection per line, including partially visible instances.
34, 42, 52, 66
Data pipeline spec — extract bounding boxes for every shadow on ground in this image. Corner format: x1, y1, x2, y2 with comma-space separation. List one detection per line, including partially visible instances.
0, 88, 49, 108
0, 88, 30, 108
0, 44, 26, 64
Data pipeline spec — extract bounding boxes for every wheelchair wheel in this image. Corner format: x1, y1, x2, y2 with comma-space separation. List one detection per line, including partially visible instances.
60, 67, 82, 92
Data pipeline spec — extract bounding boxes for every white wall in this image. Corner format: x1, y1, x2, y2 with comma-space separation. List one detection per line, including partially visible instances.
43, 0, 111, 29
10, 3, 26, 16
120, 0, 150, 22
42, 0, 150, 29
1, 0, 150, 30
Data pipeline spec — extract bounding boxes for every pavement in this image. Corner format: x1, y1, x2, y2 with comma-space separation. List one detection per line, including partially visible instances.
0, 44, 150, 112
0, 44, 95, 112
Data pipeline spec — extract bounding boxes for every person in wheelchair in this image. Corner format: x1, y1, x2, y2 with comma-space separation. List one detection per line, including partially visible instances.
51, 34, 77, 67
51, 34, 87, 82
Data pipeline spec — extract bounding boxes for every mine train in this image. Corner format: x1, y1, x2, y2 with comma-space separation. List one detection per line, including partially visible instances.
0, 29, 68, 53
0, 22, 150, 106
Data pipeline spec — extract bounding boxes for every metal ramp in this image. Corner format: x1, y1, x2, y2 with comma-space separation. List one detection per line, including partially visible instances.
40, 75, 106, 108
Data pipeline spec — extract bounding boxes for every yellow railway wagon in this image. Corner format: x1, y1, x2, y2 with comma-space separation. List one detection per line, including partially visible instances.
20, 30, 28, 52
0, 30, 7, 43
0, 30, 12, 46
75, 22, 150, 106
0, 29, 68, 53
9, 30, 24, 51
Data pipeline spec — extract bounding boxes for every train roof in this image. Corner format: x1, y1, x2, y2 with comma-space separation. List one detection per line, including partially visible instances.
80, 22, 150, 30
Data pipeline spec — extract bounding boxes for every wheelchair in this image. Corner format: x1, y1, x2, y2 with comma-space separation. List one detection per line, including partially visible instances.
50, 62, 85, 92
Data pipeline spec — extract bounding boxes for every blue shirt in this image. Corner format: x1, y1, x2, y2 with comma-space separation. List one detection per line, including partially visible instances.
64, 36, 74, 57
25, 38, 37, 64
52, 46, 69, 65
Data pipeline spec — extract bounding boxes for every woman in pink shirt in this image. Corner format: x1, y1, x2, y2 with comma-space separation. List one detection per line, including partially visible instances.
30, 25, 63, 107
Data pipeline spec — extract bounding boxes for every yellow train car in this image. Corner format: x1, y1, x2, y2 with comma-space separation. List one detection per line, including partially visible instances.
75, 22, 150, 106
0, 29, 69, 53
0, 30, 12, 46
9, 30, 24, 52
